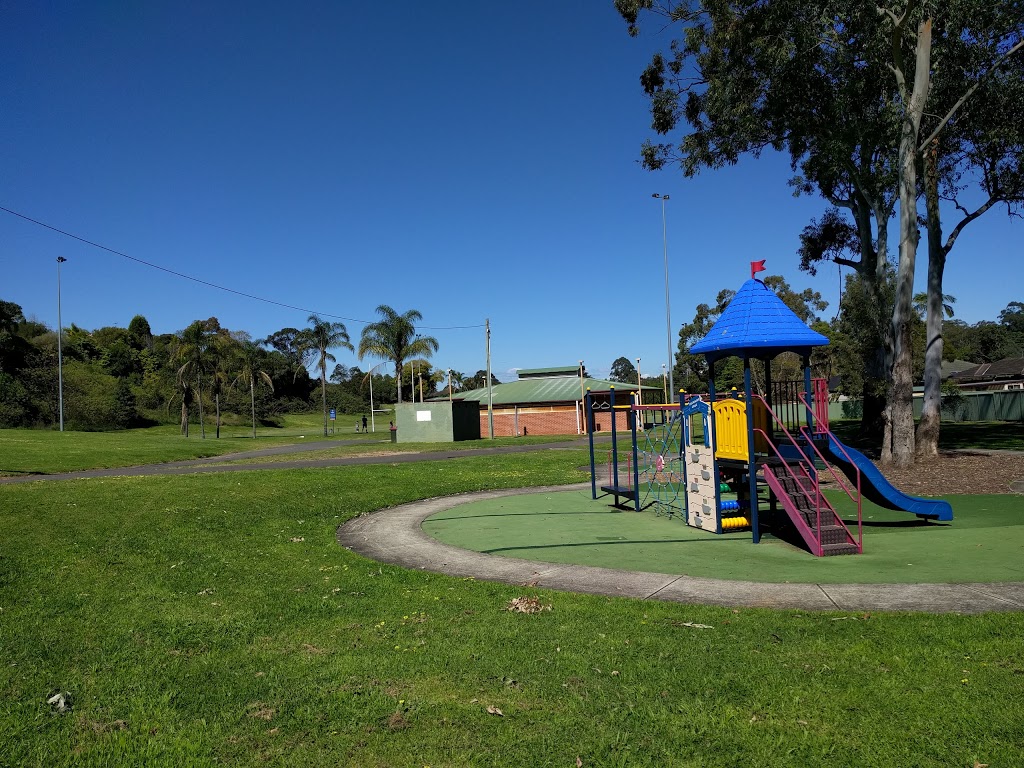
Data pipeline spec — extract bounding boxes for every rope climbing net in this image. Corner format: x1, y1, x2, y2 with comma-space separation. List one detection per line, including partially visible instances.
638, 411, 685, 519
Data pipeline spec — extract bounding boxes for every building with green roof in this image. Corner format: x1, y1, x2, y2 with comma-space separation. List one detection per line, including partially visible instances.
435, 365, 661, 437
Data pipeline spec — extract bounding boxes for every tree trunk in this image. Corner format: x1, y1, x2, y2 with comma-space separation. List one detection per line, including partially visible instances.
884, 15, 932, 468
196, 375, 206, 439
215, 393, 221, 439
250, 379, 257, 439
858, 205, 892, 444
916, 142, 945, 459
180, 400, 189, 437
321, 363, 328, 438
396, 362, 403, 404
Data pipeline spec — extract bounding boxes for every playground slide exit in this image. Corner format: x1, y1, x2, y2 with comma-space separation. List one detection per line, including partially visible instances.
822, 435, 954, 521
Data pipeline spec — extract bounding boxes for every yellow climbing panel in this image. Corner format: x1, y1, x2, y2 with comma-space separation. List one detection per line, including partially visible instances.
712, 398, 769, 460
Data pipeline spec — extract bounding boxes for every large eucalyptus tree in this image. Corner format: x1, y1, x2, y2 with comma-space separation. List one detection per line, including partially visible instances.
618, 0, 1023, 466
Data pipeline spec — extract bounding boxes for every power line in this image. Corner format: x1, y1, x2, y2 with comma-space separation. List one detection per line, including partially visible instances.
0, 204, 485, 330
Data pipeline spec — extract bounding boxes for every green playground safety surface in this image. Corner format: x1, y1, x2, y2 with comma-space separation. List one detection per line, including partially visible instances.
421, 488, 1024, 584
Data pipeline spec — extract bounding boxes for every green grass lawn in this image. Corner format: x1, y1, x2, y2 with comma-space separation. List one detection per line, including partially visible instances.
0, 418, 583, 476
0, 415, 373, 476
205, 434, 586, 466
2, 452, 1023, 766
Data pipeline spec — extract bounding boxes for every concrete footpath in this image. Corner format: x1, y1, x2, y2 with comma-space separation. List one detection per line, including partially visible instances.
338, 484, 1024, 615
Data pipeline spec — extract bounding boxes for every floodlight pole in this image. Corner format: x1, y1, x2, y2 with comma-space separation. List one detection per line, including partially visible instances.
636, 357, 643, 407
56, 256, 67, 432
653, 193, 675, 401
368, 361, 384, 433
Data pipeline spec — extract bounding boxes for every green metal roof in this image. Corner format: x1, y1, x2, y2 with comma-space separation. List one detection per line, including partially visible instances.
445, 376, 659, 406
516, 366, 581, 378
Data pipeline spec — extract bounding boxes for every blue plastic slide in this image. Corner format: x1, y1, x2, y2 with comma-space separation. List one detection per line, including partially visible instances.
821, 435, 953, 521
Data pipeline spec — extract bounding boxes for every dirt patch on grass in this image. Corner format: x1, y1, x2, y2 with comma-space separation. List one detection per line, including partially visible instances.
872, 451, 1024, 496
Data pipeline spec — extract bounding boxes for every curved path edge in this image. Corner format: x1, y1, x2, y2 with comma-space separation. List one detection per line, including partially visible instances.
337, 484, 1024, 615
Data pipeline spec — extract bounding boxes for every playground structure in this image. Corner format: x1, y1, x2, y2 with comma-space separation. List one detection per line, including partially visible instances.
587, 264, 953, 557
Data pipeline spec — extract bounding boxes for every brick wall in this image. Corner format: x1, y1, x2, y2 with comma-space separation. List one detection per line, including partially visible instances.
476, 405, 631, 437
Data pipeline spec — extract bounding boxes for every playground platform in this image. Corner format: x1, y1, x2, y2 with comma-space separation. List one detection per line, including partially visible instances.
338, 484, 1024, 614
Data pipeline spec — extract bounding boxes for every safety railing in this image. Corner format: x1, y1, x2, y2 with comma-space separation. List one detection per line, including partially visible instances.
796, 393, 863, 551
753, 393, 859, 556
753, 426, 824, 555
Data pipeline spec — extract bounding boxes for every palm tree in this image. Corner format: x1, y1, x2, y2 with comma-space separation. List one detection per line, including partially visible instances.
448, 370, 465, 395
209, 331, 236, 439
298, 314, 353, 437
232, 340, 274, 439
358, 306, 438, 404
171, 320, 211, 438
913, 291, 956, 320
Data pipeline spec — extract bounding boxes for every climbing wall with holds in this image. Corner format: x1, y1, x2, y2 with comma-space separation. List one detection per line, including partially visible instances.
682, 397, 720, 532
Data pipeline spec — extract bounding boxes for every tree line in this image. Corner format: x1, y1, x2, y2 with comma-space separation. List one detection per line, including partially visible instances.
0, 301, 498, 435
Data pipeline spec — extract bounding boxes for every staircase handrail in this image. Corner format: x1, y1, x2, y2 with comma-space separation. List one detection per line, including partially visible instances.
796, 393, 863, 551
753, 427, 823, 553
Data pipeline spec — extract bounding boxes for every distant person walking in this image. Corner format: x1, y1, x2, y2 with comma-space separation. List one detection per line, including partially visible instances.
362, 414, 368, 432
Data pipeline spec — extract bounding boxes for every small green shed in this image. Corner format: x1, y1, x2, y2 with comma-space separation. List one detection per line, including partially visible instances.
394, 400, 482, 443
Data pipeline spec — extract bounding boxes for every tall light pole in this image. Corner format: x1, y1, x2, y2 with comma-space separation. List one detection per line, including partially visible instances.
662, 363, 668, 404
56, 256, 67, 432
636, 357, 643, 407
652, 193, 675, 401
447, 368, 453, 402
367, 361, 385, 433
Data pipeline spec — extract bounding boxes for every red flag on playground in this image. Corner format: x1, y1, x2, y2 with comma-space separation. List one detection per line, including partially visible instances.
751, 260, 767, 279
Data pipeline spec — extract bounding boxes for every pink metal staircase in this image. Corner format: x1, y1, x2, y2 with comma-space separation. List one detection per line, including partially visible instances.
761, 462, 859, 556
754, 392, 861, 557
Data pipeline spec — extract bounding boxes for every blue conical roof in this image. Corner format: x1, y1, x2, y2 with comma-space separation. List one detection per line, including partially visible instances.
690, 279, 829, 361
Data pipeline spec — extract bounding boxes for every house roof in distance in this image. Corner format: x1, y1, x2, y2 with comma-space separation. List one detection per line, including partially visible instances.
949, 357, 1024, 382
690, 278, 829, 361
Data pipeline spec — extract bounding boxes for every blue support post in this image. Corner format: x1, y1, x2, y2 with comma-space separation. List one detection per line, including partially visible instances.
743, 357, 760, 544
631, 403, 641, 511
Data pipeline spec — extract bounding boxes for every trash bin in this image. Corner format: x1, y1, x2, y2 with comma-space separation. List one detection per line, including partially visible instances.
390, 428, 397, 443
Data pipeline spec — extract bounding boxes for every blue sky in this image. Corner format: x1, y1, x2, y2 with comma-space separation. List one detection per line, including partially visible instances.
2, 2, 1019, 383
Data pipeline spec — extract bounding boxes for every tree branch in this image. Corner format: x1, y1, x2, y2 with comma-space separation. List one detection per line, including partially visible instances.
943, 195, 998, 255
918, 37, 1024, 151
